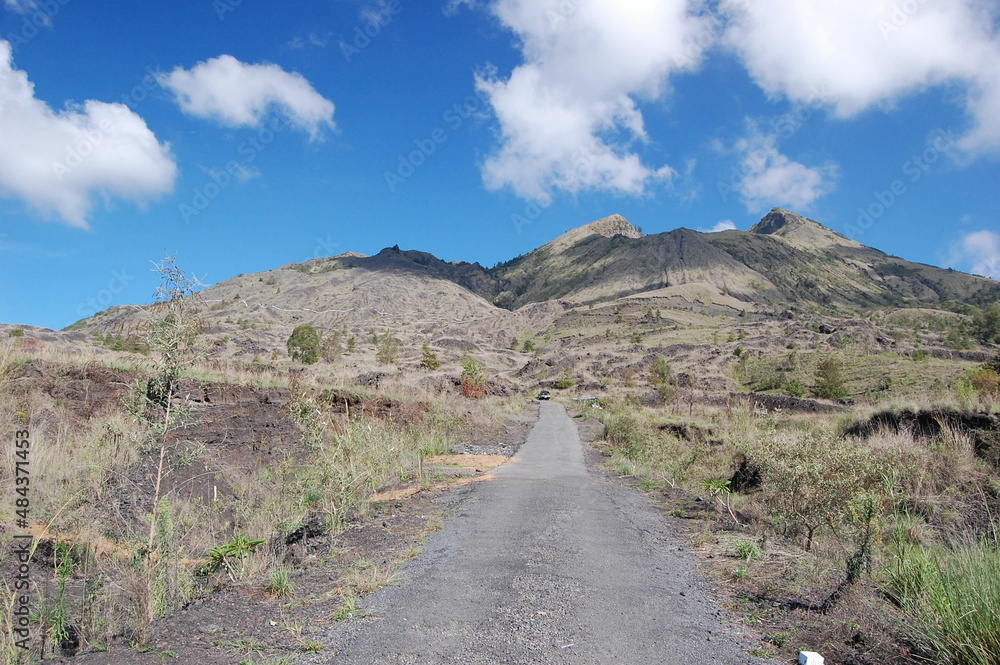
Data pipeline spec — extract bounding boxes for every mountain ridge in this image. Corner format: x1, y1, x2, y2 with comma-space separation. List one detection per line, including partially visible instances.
67, 209, 998, 345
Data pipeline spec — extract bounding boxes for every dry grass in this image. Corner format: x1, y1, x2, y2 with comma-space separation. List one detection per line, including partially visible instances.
0, 337, 520, 658
591, 391, 1000, 663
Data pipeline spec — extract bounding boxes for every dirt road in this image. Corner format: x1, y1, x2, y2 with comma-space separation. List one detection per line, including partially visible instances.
313, 402, 766, 664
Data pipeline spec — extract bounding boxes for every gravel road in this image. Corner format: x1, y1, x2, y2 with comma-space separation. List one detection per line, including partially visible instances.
312, 401, 769, 664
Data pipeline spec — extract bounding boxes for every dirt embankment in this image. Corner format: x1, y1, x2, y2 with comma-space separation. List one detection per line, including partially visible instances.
847, 408, 1000, 468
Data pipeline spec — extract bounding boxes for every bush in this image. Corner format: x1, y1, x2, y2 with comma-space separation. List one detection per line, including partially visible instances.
734, 539, 763, 561
320, 330, 343, 361
603, 411, 654, 459
813, 355, 849, 400
554, 376, 575, 390
287, 324, 321, 364
971, 303, 1000, 344
8, 327, 24, 338
420, 344, 441, 370
460, 357, 486, 399
968, 368, 1000, 395
650, 357, 676, 401
784, 379, 805, 398
743, 429, 884, 551
374, 332, 400, 365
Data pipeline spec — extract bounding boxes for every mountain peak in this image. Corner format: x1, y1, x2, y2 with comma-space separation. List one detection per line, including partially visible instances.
544, 214, 643, 253
585, 214, 644, 239
749, 208, 861, 250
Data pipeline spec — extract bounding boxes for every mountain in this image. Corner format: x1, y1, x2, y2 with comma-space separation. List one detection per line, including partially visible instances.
706, 209, 999, 309
492, 215, 783, 308
68, 208, 998, 360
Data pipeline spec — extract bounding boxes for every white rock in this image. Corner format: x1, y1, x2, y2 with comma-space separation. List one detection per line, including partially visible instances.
799, 652, 825, 665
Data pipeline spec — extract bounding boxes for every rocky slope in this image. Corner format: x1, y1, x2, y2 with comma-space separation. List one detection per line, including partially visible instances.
65, 208, 997, 384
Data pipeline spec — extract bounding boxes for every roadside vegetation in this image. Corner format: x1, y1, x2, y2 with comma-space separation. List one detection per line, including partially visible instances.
584, 352, 1000, 665
0, 263, 521, 663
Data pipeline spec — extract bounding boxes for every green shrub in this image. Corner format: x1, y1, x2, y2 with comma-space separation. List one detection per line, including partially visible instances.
813, 355, 849, 400
734, 539, 763, 561
320, 330, 343, 361
602, 411, 655, 459
460, 357, 486, 398
287, 324, 321, 364
971, 303, 1000, 344
742, 429, 884, 551
8, 327, 24, 338
374, 332, 400, 365
650, 357, 676, 401
784, 379, 805, 398
420, 344, 441, 370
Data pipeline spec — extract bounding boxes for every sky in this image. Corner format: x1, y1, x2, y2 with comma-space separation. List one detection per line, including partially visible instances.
1, 0, 999, 330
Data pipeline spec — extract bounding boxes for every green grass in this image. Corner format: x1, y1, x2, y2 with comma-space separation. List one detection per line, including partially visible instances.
266, 567, 294, 598
330, 596, 358, 622
884, 537, 1000, 665
734, 539, 763, 561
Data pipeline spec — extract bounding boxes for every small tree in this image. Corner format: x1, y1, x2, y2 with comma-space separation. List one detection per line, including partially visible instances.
971, 303, 1000, 344
287, 324, 321, 364
320, 330, 343, 362
374, 332, 400, 365
136, 255, 204, 642
650, 357, 676, 401
420, 344, 442, 370
460, 357, 486, 399
813, 355, 848, 399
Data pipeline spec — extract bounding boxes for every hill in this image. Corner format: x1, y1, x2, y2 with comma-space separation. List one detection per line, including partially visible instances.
63, 207, 998, 393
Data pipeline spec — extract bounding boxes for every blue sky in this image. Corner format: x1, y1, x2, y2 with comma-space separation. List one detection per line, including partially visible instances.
1, 0, 998, 330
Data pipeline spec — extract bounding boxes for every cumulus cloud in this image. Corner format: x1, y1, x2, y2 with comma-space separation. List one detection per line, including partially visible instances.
706, 220, 736, 233
949, 229, 1000, 279
0, 40, 176, 228
720, 0, 1000, 155
732, 129, 837, 213
476, 0, 713, 203
158, 55, 335, 139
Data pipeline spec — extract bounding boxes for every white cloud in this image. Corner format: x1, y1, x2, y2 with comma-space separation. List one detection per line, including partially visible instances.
706, 220, 736, 233
0, 40, 176, 228
476, 0, 713, 203
732, 128, 837, 213
158, 55, 335, 139
720, 0, 1000, 155
949, 229, 1000, 279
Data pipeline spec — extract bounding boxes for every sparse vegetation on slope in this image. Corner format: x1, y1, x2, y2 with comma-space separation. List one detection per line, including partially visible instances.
586, 374, 1000, 664
0, 334, 520, 661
